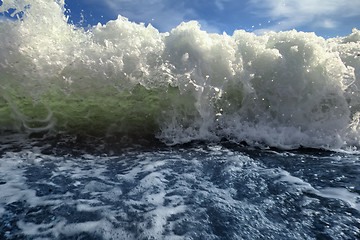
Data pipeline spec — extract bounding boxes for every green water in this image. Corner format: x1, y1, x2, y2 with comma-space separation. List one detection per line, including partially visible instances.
0, 83, 200, 138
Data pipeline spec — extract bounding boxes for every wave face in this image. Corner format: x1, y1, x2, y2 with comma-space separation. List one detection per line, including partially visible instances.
1, 0, 360, 149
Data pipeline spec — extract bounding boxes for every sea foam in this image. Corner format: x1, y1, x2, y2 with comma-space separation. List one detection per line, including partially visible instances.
0, 0, 360, 150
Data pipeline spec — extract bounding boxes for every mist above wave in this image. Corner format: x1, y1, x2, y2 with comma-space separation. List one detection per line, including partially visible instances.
0, 0, 360, 150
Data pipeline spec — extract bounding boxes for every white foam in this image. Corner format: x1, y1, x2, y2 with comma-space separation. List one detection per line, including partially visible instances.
278, 169, 360, 211
317, 187, 360, 211
1, 143, 359, 239
0, 154, 38, 206
0, 0, 360, 150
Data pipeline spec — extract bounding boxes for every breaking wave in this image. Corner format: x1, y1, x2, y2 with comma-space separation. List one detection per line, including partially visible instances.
1, 0, 360, 150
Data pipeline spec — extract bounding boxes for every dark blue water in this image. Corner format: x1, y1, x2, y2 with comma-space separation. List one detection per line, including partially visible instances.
1, 1, 360, 239
1, 135, 359, 239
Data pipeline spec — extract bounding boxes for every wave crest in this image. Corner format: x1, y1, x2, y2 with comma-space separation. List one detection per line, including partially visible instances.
1, 0, 360, 150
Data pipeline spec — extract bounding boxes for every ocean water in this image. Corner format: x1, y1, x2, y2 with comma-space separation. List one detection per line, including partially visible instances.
0, 0, 360, 239
0, 135, 359, 239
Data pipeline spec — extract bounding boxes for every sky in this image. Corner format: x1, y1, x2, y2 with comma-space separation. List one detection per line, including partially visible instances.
65, 0, 360, 38
1, 0, 360, 38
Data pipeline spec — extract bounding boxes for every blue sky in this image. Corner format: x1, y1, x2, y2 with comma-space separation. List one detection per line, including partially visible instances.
2, 0, 360, 38
65, 0, 360, 38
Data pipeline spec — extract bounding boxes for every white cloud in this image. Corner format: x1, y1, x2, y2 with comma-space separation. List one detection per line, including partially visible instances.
249, 0, 360, 31
214, 0, 230, 11
100, 0, 185, 31
99, 0, 221, 33
318, 19, 338, 29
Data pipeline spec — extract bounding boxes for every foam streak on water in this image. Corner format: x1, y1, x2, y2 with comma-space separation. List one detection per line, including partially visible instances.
0, 0, 360, 150
0, 137, 359, 239
1, 2, 360, 239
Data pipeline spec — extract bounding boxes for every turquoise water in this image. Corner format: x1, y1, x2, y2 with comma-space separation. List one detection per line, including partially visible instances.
0, 1, 360, 239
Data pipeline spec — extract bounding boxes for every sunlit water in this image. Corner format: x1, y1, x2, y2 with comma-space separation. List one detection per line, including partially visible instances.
1, 0, 360, 239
